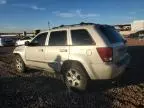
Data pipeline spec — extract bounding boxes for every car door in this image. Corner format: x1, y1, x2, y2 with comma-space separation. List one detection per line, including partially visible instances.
25, 32, 48, 68
45, 30, 69, 72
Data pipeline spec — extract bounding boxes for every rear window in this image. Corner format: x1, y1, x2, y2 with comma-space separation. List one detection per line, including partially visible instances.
99, 26, 123, 43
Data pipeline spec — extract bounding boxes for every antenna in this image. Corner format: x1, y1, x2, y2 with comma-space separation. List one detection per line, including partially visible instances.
48, 21, 50, 30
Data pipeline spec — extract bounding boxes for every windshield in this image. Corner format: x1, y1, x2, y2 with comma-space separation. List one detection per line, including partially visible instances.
99, 25, 124, 44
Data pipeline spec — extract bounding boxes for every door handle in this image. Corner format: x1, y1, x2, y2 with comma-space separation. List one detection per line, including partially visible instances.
59, 49, 67, 52
38, 49, 43, 52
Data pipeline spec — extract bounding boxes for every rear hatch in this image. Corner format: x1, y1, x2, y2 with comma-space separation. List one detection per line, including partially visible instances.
99, 25, 128, 64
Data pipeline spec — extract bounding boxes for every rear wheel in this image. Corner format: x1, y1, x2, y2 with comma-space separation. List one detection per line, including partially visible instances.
62, 62, 88, 91
14, 55, 26, 73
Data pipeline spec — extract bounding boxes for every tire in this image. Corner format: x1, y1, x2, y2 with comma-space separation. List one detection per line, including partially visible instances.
62, 62, 88, 91
14, 55, 26, 73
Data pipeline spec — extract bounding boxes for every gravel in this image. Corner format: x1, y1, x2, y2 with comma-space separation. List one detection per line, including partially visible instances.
0, 45, 144, 108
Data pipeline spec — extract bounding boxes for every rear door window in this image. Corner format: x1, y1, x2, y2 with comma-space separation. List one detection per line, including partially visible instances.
99, 26, 123, 43
49, 31, 67, 46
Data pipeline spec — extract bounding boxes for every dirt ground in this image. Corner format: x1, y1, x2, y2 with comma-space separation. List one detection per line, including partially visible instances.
126, 38, 144, 46
0, 39, 144, 108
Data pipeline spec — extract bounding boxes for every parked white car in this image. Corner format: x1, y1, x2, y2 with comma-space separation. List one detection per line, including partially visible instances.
15, 36, 33, 46
13, 23, 130, 90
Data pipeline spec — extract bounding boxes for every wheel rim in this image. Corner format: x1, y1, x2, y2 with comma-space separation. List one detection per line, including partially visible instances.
66, 69, 82, 88
15, 58, 23, 72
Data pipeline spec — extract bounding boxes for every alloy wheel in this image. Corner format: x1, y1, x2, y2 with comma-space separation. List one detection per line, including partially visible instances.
66, 69, 82, 87
15, 58, 23, 72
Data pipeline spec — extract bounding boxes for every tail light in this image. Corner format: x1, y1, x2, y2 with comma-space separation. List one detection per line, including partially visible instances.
97, 47, 113, 62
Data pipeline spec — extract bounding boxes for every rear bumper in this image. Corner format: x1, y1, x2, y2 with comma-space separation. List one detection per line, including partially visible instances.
112, 54, 130, 78
90, 54, 131, 80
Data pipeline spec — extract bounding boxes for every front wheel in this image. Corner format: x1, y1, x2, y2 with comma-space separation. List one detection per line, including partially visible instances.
14, 55, 26, 73
63, 62, 88, 91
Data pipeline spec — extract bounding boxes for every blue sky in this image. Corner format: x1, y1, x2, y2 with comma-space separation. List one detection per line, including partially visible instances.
0, 0, 144, 32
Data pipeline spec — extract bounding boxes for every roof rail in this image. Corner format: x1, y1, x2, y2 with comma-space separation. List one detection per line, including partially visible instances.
52, 22, 96, 29
80, 22, 95, 25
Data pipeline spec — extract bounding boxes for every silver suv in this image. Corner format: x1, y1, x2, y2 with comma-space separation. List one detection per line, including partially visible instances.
13, 23, 130, 90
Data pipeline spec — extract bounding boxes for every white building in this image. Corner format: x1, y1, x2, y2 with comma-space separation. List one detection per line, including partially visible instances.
131, 20, 144, 32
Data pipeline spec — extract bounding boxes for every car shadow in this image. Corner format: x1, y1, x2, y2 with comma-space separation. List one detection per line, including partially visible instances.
0, 76, 115, 108
119, 46, 144, 86
0, 76, 67, 93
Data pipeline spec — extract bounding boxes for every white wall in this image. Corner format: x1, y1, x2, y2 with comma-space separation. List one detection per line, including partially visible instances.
131, 20, 144, 32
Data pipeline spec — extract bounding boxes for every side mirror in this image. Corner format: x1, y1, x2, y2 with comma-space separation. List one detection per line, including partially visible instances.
25, 41, 30, 46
